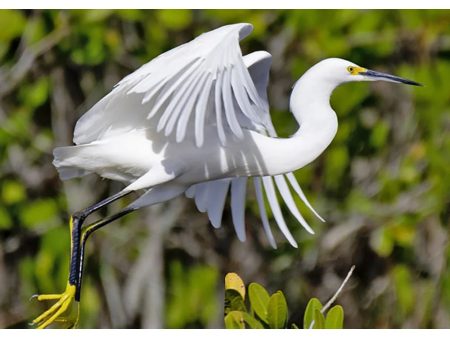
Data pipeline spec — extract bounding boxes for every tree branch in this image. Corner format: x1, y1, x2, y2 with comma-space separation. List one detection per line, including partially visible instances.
309, 265, 355, 329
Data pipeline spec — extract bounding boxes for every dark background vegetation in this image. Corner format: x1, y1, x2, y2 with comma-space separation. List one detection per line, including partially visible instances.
0, 9, 449, 328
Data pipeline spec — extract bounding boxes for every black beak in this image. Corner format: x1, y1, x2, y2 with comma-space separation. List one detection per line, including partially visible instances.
361, 69, 422, 86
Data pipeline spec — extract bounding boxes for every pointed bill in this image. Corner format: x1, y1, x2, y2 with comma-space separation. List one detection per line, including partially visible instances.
361, 69, 422, 86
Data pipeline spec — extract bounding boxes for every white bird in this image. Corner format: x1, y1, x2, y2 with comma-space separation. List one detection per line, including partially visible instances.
31, 23, 420, 329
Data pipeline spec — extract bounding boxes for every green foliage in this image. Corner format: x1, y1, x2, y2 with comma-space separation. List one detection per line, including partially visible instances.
325, 305, 344, 329
303, 298, 344, 329
303, 298, 323, 329
166, 261, 218, 328
0, 10, 26, 41
248, 282, 270, 323
224, 273, 344, 329
267, 291, 288, 328
224, 311, 245, 329
1, 180, 26, 205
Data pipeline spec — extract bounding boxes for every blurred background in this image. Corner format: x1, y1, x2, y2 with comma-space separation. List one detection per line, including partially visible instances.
0, 9, 449, 329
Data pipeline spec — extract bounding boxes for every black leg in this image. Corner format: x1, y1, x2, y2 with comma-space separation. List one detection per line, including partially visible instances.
30, 191, 136, 329
67, 190, 133, 296
75, 207, 136, 301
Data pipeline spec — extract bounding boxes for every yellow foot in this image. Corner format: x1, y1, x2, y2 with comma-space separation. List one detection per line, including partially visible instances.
31, 283, 78, 329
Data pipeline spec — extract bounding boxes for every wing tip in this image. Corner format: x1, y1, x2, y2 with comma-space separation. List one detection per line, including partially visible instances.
269, 240, 278, 249
236, 231, 247, 242
289, 239, 299, 249
238, 23, 254, 40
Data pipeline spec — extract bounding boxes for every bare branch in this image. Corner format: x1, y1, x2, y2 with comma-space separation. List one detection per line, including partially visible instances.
0, 24, 69, 97
309, 265, 355, 329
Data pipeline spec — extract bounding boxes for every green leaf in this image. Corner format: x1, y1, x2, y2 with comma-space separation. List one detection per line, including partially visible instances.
267, 291, 288, 329
2, 180, 26, 204
325, 305, 344, 329
370, 121, 390, 148
0, 207, 12, 230
241, 312, 264, 329
225, 289, 246, 314
248, 282, 270, 323
224, 311, 245, 329
304, 298, 323, 329
0, 10, 26, 41
23, 77, 50, 108
313, 309, 325, 329
157, 10, 192, 30
393, 265, 415, 317
20, 199, 58, 229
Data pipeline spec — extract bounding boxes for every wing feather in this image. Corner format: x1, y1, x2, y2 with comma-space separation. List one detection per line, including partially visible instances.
194, 75, 214, 147
176, 72, 209, 143
232, 64, 261, 122
194, 183, 209, 213
158, 69, 201, 133
231, 177, 247, 241
163, 71, 205, 136
147, 58, 203, 119
262, 176, 298, 248
214, 69, 227, 145
274, 175, 315, 234
286, 172, 325, 222
253, 177, 277, 249
223, 65, 243, 138
206, 179, 231, 228
73, 23, 274, 146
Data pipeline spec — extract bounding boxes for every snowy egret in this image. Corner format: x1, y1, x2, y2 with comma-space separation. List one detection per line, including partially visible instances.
31, 23, 420, 328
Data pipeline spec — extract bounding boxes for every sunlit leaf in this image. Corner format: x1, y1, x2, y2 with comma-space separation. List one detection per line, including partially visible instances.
224, 311, 245, 329
267, 291, 288, 329
313, 309, 325, 329
2, 180, 26, 205
20, 199, 58, 229
248, 282, 270, 323
241, 312, 264, 329
225, 272, 246, 300
157, 10, 192, 30
325, 305, 344, 329
304, 298, 323, 329
0, 10, 26, 41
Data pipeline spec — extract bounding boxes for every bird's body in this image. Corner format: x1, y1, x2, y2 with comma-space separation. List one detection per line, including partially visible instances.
32, 23, 420, 329
54, 115, 336, 190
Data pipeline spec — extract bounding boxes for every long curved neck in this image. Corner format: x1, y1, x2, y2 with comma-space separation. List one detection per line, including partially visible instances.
261, 73, 339, 176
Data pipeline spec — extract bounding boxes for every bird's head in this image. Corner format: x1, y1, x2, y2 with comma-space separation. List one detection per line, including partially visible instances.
315, 58, 422, 87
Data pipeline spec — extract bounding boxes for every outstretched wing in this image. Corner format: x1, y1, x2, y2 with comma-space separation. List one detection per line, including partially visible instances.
73, 23, 273, 147
73, 23, 323, 247
184, 51, 324, 248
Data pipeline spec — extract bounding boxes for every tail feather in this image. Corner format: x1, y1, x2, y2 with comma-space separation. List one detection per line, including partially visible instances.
53, 146, 91, 180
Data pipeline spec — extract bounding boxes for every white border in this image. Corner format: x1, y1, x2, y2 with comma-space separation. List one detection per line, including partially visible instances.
0, 0, 449, 9
1, 329, 450, 336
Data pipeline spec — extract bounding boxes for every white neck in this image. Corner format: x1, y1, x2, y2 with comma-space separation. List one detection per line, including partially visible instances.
259, 69, 339, 176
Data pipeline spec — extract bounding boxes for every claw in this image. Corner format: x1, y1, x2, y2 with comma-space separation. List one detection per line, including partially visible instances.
31, 283, 78, 329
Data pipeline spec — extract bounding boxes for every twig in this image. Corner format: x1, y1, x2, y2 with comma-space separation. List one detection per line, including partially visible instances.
0, 24, 69, 97
309, 265, 355, 329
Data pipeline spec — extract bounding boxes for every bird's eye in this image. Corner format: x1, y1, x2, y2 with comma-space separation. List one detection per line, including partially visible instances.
347, 66, 355, 74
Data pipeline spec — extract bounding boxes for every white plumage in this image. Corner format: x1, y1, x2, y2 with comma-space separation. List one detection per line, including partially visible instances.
53, 23, 420, 248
